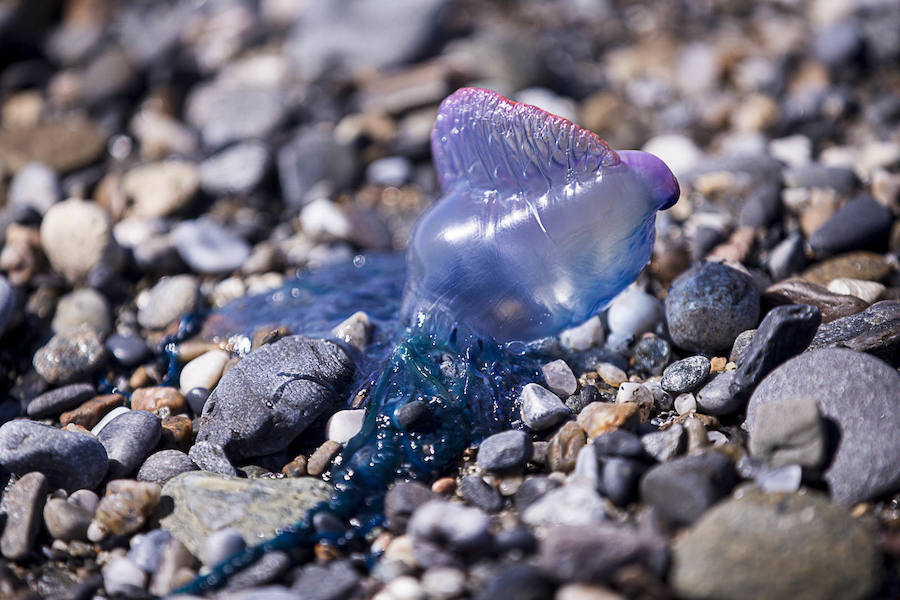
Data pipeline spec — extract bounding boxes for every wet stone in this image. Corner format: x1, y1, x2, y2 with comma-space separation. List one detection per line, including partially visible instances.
0, 420, 108, 492
306, 440, 342, 477
672, 489, 882, 600
665, 262, 760, 353
196, 336, 355, 461
136, 450, 198, 486
807, 300, 899, 354
97, 410, 162, 479
640, 451, 738, 526
26, 382, 95, 418
33, 324, 106, 385
631, 334, 672, 375
459, 475, 502, 512
746, 348, 900, 505
520, 383, 572, 431
0, 472, 48, 560
185, 387, 211, 416
763, 279, 868, 324
731, 304, 820, 398
660, 356, 710, 394
476, 430, 532, 473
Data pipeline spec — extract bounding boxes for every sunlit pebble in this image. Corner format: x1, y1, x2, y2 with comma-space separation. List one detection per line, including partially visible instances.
108, 135, 134, 161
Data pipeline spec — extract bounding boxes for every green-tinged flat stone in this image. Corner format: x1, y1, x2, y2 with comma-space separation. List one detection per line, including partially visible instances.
158, 471, 333, 555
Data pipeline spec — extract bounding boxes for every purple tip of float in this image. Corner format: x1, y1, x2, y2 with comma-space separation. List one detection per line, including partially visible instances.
617, 150, 680, 210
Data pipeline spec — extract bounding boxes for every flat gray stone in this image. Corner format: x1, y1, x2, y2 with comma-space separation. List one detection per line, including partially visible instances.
137, 450, 198, 486
746, 348, 900, 505
0, 472, 47, 560
159, 471, 333, 556
97, 410, 162, 479
196, 336, 355, 461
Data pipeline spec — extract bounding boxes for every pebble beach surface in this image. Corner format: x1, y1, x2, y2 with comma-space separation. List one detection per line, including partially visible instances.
0, 1, 899, 599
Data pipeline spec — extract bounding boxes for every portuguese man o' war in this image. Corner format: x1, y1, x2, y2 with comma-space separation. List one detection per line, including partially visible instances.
178, 87, 678, 594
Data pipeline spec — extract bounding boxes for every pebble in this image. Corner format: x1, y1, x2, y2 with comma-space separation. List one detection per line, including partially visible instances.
39, 198, 112, 283
123, 160, 199, 218
102, 556, 147, 597
43, 497, 92, 541
51, 288, 110, 334
642, 134, 701, 176
809, 195, 893, 256
606, 285, 663, 349
738, 183, 782, 229
68, 489, 99, 514
396, 399, 429, 429
458, 475, 502, 512
640, 451, 738, 526
199, 142, 269, 196
201, 527, 246, 566
572, 444, 600, 487
746, 348, 900, 505
97, 410, 163, 479
325, 409, 366, 444
276, 126, 356, 208
90, 480, 161, 540
541, 360, 578, 397
172, 219, 251, 274
33, 324, 106, 384
594, 363, 626, 387
0, 472, 48, 560
665, 262, 760, 353
385, 481, 438, 534
148, 537, 195, 596
0, 115, 107, 173
106, 333, 150, 367
179, 350, 230, 394
539, 523, 667, 583
801, 251, 893, 287
826, 277, 885, 304
306, 440, 342, 476
749, 393, 825, 469
0, 420, 108, 492
129, 529, 172, 572
300, 198, 352, 240
783, 164, 857, 193
185, 387, 211, 415
631, 334, 671, 375
614, 383, 653, 420
90, 405, 131, 435
421, 567, 466, 600
291, 561, 361, 600
136, 450, 198, 486
576, 402, 640, 438
547, 421, 587, 473
522, 483, 607, 527
224, 550, 291, 590
600, 457, 646, 506
131, 386, 187, 415
331, 311, 372, 350
26, 382, 95, 418
476, 430, 532, 472
766, 234, 807, 280
61, 393, 124, 429
763, 279, 868, 323
641, 424, 685, 462
807, 300, 899, 353
559, 316, 605, 351
695, 371, 741, 416
671, 489, 882, 600
408, 500, 491, 553
197, 336, 354, 460
673, 392, 697, 415
137, 274, 199, 330
520, 383, 571, 431
9, 161, 59, 214
186, 81, 286, 148
755, 464, 803, 494
188, 441, 237, 477
660, 356, 710, 394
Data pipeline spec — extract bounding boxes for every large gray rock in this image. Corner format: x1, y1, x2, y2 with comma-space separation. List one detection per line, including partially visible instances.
0, 420, 108, 492
671, 489, 881, 600
196, 336, 355, 460
746, 348, 900, 505
159, 471, 333, 556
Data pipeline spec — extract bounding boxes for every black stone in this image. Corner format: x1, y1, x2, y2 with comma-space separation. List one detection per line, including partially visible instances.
384, 481, 437, 534
600, 457, 647, 506
593, 430, 647, 459
696, 371, 741, 416
660, 356, 711, 394
739, 183, 782, 228
105, 334, 149, 367
291, 561, 360, 600
396, 399, 429, 429
513, 476, 561, 512
478, 564, 555, 600
185, 387, 210, 416
136, 450, 198, 486
476, 430, 532, 473
808, 300, 899, 356
809, 195, 893, 256
631, 334, 671, 376
783, 165, 858, 193
459, 475, 503, 512
26, 383, 95, 418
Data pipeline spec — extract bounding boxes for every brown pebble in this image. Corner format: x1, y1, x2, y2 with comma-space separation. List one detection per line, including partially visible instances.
306, 441, 342, 477
764, 278, 868, 323
707, 226, 755, 263
60, 394, 124, 429
0, 115, 107, 172
64, 423, 92, 436
160, 414, 193, 451
129, 365, 155, 389
131, 386, 187, 415
0, 223, 44, 286
252, 326, 291, 350
546, 421, 587, 473
682, 415, 710, 453
314, 543, 340, 561
282, 454, 308, 477
431, 477, 456, 495
90, 480, 161, 540
176, 340, 221, 363
802, 251, 894, 287
576, 402, 640, 438
709, 357, 727, 373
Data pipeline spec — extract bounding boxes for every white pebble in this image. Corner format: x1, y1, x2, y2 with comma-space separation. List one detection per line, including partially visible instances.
756, 464, 803, 494
674, 392, 697, 415
332, 311, 372, 350
826, 277, 885, 304
300, 198, 351, 240
378, 574, 426, 600
570, 445, 600, 488
642, 134, 702, 176
421, 567, 466, 600
102, 556, 148, 596
606, 285, 662, 345
541, 359, 578, 397
326, 409, 366, 444
180, 350, 230, 394
595, 362, 627, 387
201, 528, 246, 566
615, 382, 652, 406
559, 315, 605, 351
520, 383, 571, 431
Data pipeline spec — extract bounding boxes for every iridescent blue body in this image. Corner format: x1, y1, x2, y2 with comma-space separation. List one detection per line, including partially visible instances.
177, 88, 678, 594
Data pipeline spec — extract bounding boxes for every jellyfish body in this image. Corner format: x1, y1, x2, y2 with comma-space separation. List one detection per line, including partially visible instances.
405, 87, 679, 342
